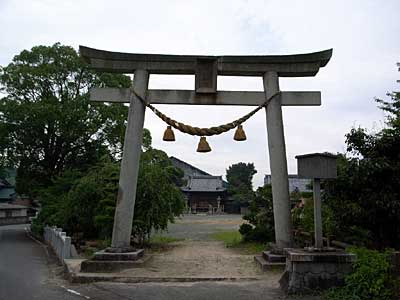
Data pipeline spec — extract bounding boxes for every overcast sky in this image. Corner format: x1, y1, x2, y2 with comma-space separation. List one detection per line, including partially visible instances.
1, 0, 399, 187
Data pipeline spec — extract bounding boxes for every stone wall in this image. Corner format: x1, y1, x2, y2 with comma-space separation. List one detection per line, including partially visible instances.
280, 248, 356, 294
0, 216, 29, 226
43, 226, 78, 263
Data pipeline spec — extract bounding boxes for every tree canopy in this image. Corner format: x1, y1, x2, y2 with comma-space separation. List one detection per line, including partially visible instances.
0, 43, 152, 196
11, 43, 186, 245
226, 162, 257, 205
324, 65, 400, 249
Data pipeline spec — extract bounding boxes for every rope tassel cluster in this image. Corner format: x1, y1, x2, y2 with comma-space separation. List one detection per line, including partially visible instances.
131, 89, 281, 153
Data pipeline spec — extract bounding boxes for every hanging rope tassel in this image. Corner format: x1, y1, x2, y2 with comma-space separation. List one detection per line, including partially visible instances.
163, 125, 176, 141
197, 137, 211, 153
129, 88, 281, 152
233, 125, 247, 141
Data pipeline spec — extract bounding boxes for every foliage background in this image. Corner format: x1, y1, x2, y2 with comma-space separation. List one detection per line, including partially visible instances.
0, 44, 185, 245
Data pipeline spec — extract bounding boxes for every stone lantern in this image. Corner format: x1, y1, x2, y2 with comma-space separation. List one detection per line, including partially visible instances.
280, 152, 356, 294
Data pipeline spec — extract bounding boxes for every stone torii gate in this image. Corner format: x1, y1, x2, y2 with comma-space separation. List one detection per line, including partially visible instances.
80, 46, 332, 253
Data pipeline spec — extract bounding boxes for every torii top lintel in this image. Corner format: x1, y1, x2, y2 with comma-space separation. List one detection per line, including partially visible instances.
79, 46, 332, 78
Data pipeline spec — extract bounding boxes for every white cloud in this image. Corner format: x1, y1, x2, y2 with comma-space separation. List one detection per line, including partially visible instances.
0, 0, 399, 186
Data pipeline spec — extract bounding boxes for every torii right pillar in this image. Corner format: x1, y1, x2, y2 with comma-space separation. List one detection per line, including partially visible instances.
264, 71, 293, 249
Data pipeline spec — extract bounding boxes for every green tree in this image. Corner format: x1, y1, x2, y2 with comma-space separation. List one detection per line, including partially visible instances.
324, 65, 400, 248
0, 43, 135, 196
132, 148, 185, 245
33, 147, 185, 245
226, 162, 257, 205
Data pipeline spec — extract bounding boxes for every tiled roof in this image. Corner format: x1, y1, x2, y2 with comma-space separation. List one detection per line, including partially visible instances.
170, 157, 211, 176
182, 175, 227, 192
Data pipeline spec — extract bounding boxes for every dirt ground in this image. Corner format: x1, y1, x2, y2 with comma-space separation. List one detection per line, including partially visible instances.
133, 240, 275, 280
66, 214, 287, 298
132, 214, 275, 280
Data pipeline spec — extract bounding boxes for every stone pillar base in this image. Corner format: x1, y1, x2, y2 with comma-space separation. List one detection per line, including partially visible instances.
254, 250, 286, 272
280, 248, 356, 294
80, 248, 148, 273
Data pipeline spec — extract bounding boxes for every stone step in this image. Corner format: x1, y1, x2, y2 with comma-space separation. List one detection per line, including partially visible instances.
80, 255, 152, 273
262, 251, 286, 263
254, 255, 285, 272
92, 249, 144, 261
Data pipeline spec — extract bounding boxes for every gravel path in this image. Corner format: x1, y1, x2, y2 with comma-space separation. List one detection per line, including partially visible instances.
141, 215, 270, 279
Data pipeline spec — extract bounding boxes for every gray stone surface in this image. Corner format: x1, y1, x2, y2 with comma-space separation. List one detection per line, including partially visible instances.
313, 178, 323, 248
280, 249, 355, 294
254, 255, 285, 272
286, 248, 356, 263
43, 225, 74, 261
80, 46, 332, 77
80, 256, 151, 273
262, 251, 286, 263
93, 249, 144, 261
296, 153, 338, 179
80, 247, 146, 273
111, 70, 149, 249
91, 88, 322, 106
263, 71, 293, 249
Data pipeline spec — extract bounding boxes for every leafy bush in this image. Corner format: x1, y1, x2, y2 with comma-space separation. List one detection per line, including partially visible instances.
325, 247, 399, 300
292, 197, 337, 244
34, 148, 186, 246
239, 184, 275, 242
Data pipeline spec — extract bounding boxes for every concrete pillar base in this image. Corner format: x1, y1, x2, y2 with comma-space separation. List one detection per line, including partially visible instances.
80, 248, 148, 273
104, 246, 139, 254
267, 242, 286, 255
254, 250, 286, 272
280, 248, 356, 294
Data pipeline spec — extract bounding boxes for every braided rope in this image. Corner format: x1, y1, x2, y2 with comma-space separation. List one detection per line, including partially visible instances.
131, 89, 280, 137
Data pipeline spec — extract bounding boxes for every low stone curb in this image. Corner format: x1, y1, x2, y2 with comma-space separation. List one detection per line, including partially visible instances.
68, 274, 264, 284
64, 258, 264, 284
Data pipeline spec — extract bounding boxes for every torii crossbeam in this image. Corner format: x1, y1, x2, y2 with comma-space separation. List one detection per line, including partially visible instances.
80, 46, 332, 252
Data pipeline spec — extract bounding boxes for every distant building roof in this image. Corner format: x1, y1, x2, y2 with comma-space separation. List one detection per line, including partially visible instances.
170, 157, 211, 178
182, 175, 227, 193
264, 174, 311, 193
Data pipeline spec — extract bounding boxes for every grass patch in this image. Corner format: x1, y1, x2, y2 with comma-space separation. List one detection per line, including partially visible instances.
211, 231, 242, 246
210, 230, 267, 254
147, 235, 184, 253
150, 235, 183, 245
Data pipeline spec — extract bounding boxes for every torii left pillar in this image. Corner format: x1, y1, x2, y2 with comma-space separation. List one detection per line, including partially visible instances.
264, 71, 293, 250
111, 70, 149, 250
